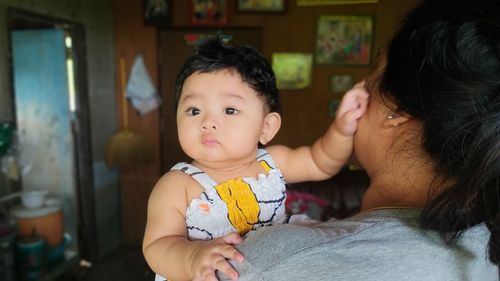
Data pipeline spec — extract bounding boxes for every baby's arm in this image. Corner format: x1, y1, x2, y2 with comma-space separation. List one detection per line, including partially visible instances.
268, 82, 368, 183
143, 171, 244, 281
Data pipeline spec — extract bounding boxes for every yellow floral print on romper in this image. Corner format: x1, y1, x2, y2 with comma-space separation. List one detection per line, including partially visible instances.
214, 160, 272, 235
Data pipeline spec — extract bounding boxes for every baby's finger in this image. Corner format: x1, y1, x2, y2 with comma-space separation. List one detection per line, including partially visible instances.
355, 99, 368, 116
357, 90, 370, 101
352, 103, 367, 118
221, 244, 244, 263
215, 259, 239, 281
222, 232, 243, 245
337, 89, 368, 115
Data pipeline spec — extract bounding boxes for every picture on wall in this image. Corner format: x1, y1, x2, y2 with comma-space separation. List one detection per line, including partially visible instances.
237, 0, 286, 12
143, 0, 171, 26
297, 0, 378, 5
189, 0, 228, 26
315, 15, 373, 65
272, 53, 313, 90
330, 74, 353, 93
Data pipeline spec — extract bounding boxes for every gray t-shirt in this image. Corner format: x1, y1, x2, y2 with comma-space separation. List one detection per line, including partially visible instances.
219, 209, 498, 281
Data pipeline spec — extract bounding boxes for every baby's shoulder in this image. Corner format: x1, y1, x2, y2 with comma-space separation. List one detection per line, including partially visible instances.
265, 144, 291, 167
152, 169, 204, 201
155, 169, 195, 190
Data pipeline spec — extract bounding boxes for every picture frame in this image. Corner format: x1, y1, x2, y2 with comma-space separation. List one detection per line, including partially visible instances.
315, 15, 374, 66
143, 0, 172, 27
189, 0, 228, 26
297, 0, 378, 5
237, 0, 286, 12
330, 74, 353, 93
272, 53, 313, 90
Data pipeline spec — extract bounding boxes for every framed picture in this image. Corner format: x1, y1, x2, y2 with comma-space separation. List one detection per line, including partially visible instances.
297, 0, 378, 5
143, 0, 171, 27
315, 15, 373, 65
272, 53, 313, 90
237, 0, 286, 12
330, 74, 353, 93
189, 0, 228, 26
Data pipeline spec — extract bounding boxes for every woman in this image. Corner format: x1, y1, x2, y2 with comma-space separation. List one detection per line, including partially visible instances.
217, 0, 500, 280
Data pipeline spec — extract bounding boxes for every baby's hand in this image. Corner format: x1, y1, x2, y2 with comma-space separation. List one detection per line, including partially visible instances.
334, 81, 369, 136
191, 232, 244, 281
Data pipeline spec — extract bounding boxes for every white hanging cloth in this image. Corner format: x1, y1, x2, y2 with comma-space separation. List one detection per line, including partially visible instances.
126, 54, 161, 115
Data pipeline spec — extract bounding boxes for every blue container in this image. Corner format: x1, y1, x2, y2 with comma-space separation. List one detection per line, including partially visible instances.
46, 233, 70, 266
15, 236, 46, 281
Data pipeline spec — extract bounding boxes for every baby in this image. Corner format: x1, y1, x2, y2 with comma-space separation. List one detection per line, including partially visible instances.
143, 36, 368, 281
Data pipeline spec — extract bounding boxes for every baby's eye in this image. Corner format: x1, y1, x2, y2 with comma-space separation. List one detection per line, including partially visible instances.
224, 108, 239, 115
186, 108, 200, 116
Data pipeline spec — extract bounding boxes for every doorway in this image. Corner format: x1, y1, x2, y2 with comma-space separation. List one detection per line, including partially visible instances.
7, 9, 97, 260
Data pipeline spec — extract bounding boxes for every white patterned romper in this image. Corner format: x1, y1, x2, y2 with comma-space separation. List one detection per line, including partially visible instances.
155, 148, 288, 281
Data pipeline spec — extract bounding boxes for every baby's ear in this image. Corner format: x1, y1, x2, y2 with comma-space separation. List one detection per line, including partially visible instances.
260, 112, 281, 145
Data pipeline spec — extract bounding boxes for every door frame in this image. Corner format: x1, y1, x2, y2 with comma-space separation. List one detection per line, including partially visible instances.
6, 8, 98, 261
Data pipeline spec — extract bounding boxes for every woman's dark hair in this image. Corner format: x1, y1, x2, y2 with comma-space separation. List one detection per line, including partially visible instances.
379, 0, 500, 264
174, 35, 281, 114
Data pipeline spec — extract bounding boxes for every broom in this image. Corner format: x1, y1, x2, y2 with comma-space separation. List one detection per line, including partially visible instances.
105, 57, 153, 170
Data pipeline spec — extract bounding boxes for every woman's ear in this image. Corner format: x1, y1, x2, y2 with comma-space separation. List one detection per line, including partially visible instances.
383, 112, 411, 128
260, 112, 281, 145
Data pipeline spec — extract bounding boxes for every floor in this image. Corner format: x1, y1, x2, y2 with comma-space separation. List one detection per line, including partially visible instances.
77, 247, 154, 281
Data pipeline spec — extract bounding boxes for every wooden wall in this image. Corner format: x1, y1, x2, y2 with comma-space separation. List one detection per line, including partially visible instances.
113, 0, 161, 245
171, 0, 419, 146
113, 0, 419, 246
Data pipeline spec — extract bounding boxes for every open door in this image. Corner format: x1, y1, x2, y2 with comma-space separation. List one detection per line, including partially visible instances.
11, 28, 79, 251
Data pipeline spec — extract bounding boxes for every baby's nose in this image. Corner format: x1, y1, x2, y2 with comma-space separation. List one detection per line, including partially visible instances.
202, 124, 217, 130
201, 119, 217, 130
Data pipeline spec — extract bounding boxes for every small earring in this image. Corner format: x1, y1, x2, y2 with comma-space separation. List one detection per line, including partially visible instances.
387, 114, 399, 127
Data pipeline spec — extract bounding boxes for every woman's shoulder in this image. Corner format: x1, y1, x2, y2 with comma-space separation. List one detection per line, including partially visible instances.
224, 209, 497, 281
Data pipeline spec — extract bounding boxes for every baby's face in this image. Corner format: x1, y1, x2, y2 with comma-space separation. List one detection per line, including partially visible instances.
176, 69, 268, 169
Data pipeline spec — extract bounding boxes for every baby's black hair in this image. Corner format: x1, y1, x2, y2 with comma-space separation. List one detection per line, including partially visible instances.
175, 35, 281, 114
